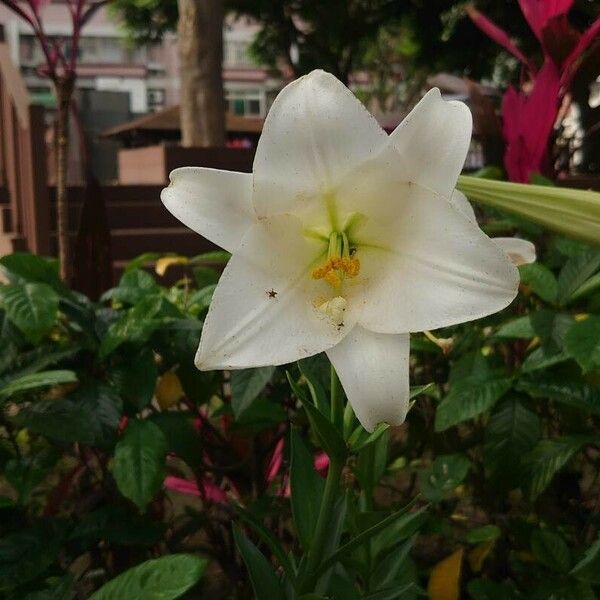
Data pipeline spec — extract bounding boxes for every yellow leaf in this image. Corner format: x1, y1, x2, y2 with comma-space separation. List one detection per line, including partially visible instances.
156, 372, 184, 409
468, 541, 495, 573
155, 256, 188, 277
428, 547, 464, 600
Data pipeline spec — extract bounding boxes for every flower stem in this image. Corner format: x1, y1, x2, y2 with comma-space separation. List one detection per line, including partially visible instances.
299, 364, 345, 593
300, 455, 343, 592
330, 365, 343, 431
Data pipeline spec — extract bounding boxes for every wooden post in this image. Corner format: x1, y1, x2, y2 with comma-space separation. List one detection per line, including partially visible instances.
0, 24, 50, 255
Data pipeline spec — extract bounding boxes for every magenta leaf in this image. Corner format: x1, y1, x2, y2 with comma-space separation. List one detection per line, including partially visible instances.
466, 5, 537, 73
518, 0, 574, 42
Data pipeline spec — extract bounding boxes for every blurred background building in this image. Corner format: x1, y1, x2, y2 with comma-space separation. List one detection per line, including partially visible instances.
0, 3, 281, 116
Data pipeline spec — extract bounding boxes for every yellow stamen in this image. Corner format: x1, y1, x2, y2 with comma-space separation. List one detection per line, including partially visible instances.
311, 255, 360, 288
324, 270, 342, 288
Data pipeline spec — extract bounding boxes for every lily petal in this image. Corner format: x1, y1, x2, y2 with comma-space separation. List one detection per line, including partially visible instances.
449, 189, 477, 223
253, 69, 388, 220
161, 167, 255, 253
196, 214, 356, 370
389, 88, 473, 199
327, 327, 410, 433
450, 191, 536, 265
356, 185, 519, 334
493, 237, 537, 266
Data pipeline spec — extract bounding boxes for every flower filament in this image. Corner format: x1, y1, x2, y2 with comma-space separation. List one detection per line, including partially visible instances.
311, 231, 360, 327
311, 231, 360, 289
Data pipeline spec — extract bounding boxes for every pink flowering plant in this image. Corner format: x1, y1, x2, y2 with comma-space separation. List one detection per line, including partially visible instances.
467, 0, 600, 182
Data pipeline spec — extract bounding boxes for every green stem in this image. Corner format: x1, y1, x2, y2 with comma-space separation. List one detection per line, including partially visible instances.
299, 365, 345, 593
301, 456, 344, 592
330, 365, 343, 431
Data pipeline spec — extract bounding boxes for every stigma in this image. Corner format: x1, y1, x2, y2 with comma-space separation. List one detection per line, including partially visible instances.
317, 296, 347, 324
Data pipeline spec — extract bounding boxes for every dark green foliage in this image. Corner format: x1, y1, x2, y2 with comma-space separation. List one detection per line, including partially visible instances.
2, 213, 600, 600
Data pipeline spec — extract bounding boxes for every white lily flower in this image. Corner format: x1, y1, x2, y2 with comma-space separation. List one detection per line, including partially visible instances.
450, 190, 536, 266
161, 70, 520, 432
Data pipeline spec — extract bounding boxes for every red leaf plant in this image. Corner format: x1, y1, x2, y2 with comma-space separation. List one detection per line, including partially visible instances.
467, 0, 600, 182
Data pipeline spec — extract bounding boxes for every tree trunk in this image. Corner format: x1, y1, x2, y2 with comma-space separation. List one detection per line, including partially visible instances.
177, 0, 226, 147
55, 76, 74, 281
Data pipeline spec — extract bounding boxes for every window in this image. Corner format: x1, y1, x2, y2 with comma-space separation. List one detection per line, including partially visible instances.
147, 89, 166, 112
224, 40, 252, 67
225, 90, 263, 116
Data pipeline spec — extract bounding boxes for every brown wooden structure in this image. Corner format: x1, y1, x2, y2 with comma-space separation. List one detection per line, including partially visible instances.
0, 25, 50, 256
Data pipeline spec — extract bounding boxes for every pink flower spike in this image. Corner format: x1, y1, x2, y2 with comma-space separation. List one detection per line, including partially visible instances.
314, 451, 329, 477
164, 476, 228, 504
466, 5, 537, 74
265, 438, 284, 484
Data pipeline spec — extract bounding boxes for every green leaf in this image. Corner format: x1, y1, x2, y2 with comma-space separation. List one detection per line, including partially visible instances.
231, 366, 276, 419
187, 284, 216, 311
315, 502, 426, 579
362, 585, 415, 600
570, 271, 600, 302
564, 316, 600, 373
189, 266, 218, 292
516, 377, 600, 415
123, 252, 162, 273
111, 348, 157, 411
290, 428, 324, 551
298, 355, 330, 415
467, 578, 518, 600
557, 249, 600, 306
493, 316, 535, 340
530, 310, 574, 354
435, 378, 512, 431
531, 529, 571, 573
521, 347, 571, 373
484, 399, 540, 489
0, 370, 77, 402
235, 506, 296, 578
1, 346, 80, 382
0, 253, 64, 293
350, 423, 389, 453
371, 537, 414, 591
466, 525, 502, 544
90, 554, 207, 600
102, 269, 160, 305
457, 175, 600, 246
151, 412, 203, 471
23, 574, 74, 599
100, 295, 177, 358
0, 283, 59, 344
15, 383, 122, 447
519, 263, 558, 303
419, 454, 471, 503
570, 537, 600, 583
190, 250, 231, 265
0, 526, 62, 591
113, 420, 168, 511
71, 506, 165, 547
232, 524, 284, 600
287, 372, 347, 461
525, 435, 593, 500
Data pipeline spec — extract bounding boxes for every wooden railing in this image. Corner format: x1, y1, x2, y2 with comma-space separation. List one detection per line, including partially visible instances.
0, 25, 50, 255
